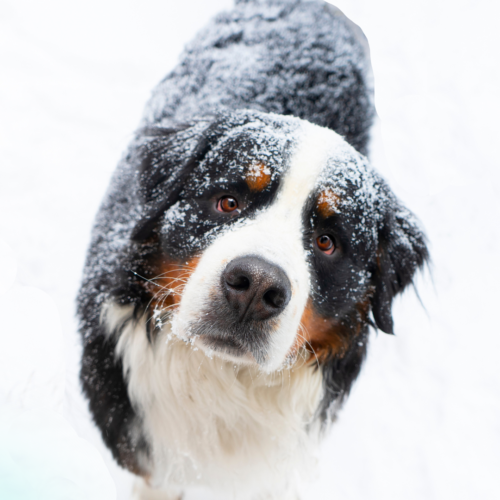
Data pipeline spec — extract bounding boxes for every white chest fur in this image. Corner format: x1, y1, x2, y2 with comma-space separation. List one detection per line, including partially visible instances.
104, 302, 324, 499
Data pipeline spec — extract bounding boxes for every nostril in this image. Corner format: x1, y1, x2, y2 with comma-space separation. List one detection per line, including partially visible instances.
226, 274, 250, 290
263, 288, 286, 309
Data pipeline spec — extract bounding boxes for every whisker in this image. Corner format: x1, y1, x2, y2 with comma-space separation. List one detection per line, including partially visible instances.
130, 270, 163, 288
150, 276, 191, 285
150, 269, 195, 278
296, 326, 320, 371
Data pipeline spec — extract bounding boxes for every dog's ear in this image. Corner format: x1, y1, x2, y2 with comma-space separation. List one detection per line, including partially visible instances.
370, 203, 429, 334
130, 122, 214, 241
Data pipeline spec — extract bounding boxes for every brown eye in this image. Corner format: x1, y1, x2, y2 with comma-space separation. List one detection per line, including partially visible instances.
316, 235, 335, 255
217, 196, 238, 213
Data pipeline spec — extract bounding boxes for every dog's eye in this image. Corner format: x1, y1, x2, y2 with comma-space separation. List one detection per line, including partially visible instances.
316, 235, 335, 255
217, 196, 239, 213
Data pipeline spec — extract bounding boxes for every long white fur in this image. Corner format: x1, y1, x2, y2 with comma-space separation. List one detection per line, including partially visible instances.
105, 303, 322, 499
103, 124, 348, 499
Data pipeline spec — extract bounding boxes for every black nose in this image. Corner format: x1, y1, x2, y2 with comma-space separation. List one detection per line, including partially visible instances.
222, 256, 292, 322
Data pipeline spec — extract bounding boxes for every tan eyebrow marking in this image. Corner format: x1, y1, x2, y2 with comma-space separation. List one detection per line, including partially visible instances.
317, 188, 341, 217
245, 162, 272, 192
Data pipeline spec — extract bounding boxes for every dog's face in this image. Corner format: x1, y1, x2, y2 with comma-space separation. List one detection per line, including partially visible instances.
130, 110, 427, 373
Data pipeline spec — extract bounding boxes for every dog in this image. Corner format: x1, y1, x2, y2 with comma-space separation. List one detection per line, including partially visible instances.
77, 1, 428, 498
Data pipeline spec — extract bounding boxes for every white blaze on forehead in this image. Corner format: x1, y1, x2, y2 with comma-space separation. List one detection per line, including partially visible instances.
272, 121, 344, 218
173, 121, 345, 372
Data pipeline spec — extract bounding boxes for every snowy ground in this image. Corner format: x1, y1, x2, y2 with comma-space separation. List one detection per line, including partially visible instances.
1, 0, 499, 499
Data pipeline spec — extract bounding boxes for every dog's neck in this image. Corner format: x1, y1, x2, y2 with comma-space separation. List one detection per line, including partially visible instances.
104, 301, 324, 497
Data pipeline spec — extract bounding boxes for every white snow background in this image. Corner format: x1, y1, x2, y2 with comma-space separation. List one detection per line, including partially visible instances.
1, 0, 499, 499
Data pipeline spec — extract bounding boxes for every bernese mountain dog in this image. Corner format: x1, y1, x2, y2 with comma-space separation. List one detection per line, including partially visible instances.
77, 1, 428, 498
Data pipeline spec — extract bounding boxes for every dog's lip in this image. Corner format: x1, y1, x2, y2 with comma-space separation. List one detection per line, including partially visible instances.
194, 335, 257, 364
198, 334, 247, 353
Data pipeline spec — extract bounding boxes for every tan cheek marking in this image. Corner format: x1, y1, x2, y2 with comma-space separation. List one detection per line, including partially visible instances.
298, 301, 349, 362
290, 298, 370, 363
146, 257, 201, 312
317, 188, 341, 218
245, 161, 272, 192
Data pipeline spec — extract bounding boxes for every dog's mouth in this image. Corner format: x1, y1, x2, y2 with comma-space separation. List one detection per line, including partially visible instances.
195, 334, 259, 364
177, 292, 276, 365
200, 334, 247, 355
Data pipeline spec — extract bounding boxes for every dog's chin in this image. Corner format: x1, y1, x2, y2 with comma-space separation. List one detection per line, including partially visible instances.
171, 313, 287, 371
194, 336, 258, 366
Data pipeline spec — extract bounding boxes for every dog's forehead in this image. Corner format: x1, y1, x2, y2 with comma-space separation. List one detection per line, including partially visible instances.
235, 118, 384, 220
190, 115, 382, 211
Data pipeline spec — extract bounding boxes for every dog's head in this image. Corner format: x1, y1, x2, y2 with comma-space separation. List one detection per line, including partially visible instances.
128, 110, 427, 373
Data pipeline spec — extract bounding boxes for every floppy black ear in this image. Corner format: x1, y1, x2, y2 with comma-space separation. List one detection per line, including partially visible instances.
131, 122, 214, 241
370, 204, 429, 334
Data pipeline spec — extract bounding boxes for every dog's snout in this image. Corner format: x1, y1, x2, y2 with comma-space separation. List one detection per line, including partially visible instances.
222, 256, 291, 322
